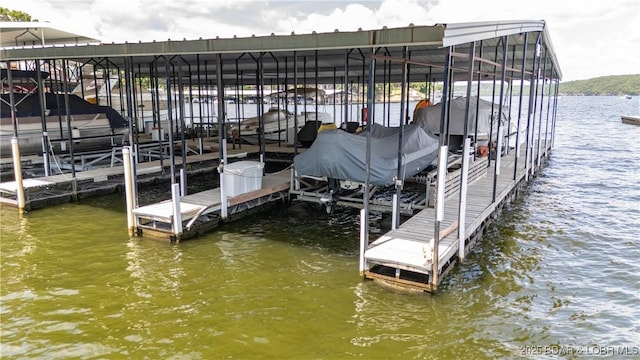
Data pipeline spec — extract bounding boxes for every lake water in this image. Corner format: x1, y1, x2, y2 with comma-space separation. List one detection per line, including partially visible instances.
1, 96, 639, 359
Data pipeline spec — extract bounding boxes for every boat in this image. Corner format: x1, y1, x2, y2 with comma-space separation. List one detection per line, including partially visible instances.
1, 73, 129, 156
71, 75, 173, 134
293, 123, 439, 186
625, 95, 632, 99
413, 96, 518, 150
227, 107, 332, 145
621, 115, 640, 125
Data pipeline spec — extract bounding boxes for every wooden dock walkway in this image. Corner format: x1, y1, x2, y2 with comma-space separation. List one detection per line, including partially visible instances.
364, 144, 549, 291
0, 152, 216, 210
0, 141, 300, 211
133, 168, 291, 240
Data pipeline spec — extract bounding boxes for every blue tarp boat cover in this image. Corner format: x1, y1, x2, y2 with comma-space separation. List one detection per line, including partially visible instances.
293, 123, 439, 186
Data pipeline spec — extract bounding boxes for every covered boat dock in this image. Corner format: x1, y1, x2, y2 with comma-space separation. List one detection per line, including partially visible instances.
1, 20, 561, 290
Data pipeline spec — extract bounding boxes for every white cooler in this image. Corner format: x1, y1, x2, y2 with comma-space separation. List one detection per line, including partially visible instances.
223, 161, 264, 197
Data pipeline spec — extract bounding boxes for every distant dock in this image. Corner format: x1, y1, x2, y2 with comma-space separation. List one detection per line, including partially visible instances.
621, 115, 640, 125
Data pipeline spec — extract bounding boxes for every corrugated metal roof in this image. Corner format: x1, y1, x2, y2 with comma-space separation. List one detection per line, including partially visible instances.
0, 21, 99, 48
0, 21, 561, 82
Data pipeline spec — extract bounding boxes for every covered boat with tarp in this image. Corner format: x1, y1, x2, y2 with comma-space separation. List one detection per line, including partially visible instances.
413, 96, 516, 149
293, 123, 439, 186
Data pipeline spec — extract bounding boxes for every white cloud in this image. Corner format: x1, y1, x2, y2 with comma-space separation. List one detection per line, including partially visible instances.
1, 0, 638, 80
275, 4, 377, 34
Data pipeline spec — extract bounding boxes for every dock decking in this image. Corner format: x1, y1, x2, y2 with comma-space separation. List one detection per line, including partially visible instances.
133, 169, 291, 240
364, 144, 548, 291
0, 141, 299, 211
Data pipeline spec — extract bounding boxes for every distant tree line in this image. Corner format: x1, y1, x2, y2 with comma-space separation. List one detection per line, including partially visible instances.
0, 7, 35, 22
558, 74, 640, 96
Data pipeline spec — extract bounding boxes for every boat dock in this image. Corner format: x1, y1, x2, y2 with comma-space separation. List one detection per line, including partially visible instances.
621, 115, 640, 125
2, 21, 562, 292
364, 144, 548, 291
0, 141, 297, 211
132, 168, 291, 241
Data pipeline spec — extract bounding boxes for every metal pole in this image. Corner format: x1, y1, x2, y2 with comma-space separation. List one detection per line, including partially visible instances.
493, 36, 509, 202
123, 58, 135, 145
258, 54, 266, 163
474, 41, 483, 161
487, 42, 499, 168
176, 59, 187, 175
216, 54, 226, 165
393, 46, 408, 229
34, 60, 51, 176
458, 42, 475, 261
360, 48, 376, 276
544, 64, 554, 157
123, 57, 139, 209
458, 138, 471, 260
529, 34, 543, 177
432, 46, 452, 290
62, 59, 76, 180
343, 49, 349, 125
404, 51, 411, 126
536, 50, 549, 167
332, 67, 337, 124
551, 79, 560, 146
514, 33, 528, 180
463, 42, 475, 145
505, 44, 516, 156
216, 54, 228, 219
196, 54, 204, 154
293, 52, 299, 155
164, 58, 176, 184
537, 48, 548, 166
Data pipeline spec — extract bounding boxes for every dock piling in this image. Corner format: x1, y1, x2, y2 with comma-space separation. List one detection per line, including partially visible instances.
219, 161, 228, 219
10, 138, 26, 213
123, 146, 136, 234
432, 145, 449, 289
391, 192, 399, 229
171, 183, 183, 237
359, 208, 367, 275
180, 168, 187, 196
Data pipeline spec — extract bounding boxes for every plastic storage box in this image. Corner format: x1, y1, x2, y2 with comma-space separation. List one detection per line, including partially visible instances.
223, 161, 264, 197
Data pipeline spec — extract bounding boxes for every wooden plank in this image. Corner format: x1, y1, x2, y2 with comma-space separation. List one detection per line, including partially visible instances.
132, 200, 206, 222
365, 147, 533, 283
133, 169, 291, 232
0, 178, 53, 193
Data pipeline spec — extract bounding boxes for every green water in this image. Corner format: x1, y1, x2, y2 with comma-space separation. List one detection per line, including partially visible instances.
1, 194, 523, 359
2, 96, 639, 359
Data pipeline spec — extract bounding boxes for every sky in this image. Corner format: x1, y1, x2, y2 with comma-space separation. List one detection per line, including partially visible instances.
2, 0, 639, 82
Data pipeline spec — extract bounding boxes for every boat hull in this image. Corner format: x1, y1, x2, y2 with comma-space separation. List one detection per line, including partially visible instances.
1, 114, 128, 156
